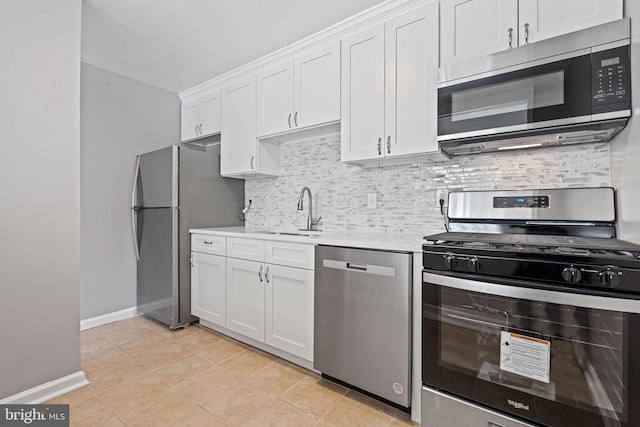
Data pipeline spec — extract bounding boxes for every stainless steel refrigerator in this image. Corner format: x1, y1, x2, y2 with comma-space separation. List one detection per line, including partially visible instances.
131, 145, 244, 329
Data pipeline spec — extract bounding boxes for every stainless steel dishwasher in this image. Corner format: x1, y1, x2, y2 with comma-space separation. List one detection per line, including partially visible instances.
314, 245, 412, 408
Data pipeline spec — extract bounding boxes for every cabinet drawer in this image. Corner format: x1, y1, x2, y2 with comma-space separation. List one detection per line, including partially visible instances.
191, 234, 226, 256
265, 241, 315, 270
227, 237, 265, 262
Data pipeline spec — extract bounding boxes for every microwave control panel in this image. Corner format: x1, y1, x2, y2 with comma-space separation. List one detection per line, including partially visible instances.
592, 45, 631, 112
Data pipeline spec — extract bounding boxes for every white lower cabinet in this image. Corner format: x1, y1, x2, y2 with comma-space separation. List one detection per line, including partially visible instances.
192, 234, 314, 362
191, 252, 227, 327
226, 257, 266, 341
264, 264, 314, 361
225, 238, 314, 361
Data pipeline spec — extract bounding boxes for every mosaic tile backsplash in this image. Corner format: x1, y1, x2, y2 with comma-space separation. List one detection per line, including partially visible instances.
244, 134, 610, 236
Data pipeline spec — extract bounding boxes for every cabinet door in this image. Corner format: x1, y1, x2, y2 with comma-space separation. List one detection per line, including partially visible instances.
384, 3, 439, 158
340, 24, 385, 162
191, 252, 226, 327
226, 258, 265, 342
440, 0, 518, 66
221, 76, 257, 176
264, 264, 314, 361
294, 40, 341, 129
257, 60, 294, 137
199, 90, 221, 136
518, 0, 622, 45
181, 99, 200, 141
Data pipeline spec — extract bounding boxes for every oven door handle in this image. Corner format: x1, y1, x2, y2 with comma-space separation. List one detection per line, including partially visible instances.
525, 221, 597, 226
423, 272, 640, 314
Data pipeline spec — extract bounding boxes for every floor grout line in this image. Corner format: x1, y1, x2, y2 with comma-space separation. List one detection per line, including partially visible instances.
74, 316, 417, 426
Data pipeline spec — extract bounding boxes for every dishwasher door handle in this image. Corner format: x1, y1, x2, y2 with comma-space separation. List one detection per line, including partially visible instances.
322, 259, 396, 277
347, 262, 367, 271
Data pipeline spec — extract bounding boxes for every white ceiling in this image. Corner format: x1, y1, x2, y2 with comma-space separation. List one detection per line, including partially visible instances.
82, 0, 386, 93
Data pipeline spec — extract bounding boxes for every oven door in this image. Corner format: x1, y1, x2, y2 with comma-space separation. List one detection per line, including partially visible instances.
422, 271, 640, 427
438, 53, 593, 141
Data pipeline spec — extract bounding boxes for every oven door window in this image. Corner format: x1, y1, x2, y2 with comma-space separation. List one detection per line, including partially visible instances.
423, 283, 635, 427
438, 54, 592, 137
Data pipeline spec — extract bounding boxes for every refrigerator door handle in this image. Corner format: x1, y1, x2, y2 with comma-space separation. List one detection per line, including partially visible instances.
131, 155, 141, 261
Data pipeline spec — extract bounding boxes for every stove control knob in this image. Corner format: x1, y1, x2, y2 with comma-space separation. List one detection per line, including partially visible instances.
443, 254, 457, 270
561, 266, 582, 284
598, 268, 621, 288
468, 257, 480, 272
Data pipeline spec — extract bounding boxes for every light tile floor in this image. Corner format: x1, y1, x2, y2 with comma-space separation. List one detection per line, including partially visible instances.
47, 317, 417, 426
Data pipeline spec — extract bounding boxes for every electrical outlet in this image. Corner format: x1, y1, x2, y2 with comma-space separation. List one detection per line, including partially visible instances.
367, 193, 377, 209
436, 190, 448, 208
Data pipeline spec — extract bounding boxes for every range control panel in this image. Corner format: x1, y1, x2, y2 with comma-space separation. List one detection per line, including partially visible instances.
592, 45, 631, 111
493, 196, 549, 208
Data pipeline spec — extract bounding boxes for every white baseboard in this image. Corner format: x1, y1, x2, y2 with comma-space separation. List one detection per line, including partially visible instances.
80, 306, 138, 331
0, 371, 89, 404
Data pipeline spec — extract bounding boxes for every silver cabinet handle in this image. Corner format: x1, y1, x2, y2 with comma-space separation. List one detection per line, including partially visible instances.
190, 254, 194, 268
258, 265, 263, 282
524, 23, 530, 44
294, 112, 298, 127
288, 113, 292, 128
250, 156, 254, 170
198, 123, 203, 135
508, 28, 513, 48
386, 136, 391, 154
377, 137, 382, 155
194, 124, 198, 136
265, 266, 270, 283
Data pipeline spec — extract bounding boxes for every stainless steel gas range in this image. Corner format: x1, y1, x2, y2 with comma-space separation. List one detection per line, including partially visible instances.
421, 188, 640, 427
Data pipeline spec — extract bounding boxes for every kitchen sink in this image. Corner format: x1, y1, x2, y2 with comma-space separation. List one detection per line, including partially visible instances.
255, 230, 323, 237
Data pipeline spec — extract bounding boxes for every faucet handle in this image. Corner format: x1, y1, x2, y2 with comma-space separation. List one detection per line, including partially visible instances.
311, 216, 322, 226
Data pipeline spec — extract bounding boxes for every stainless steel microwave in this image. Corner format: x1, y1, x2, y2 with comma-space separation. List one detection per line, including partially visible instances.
437, 18, 631, 157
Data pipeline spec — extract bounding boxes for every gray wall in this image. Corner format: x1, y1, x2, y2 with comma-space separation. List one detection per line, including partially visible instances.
610, 1, 640, 244
0, 0, 82, 398
80, 63, 181, 320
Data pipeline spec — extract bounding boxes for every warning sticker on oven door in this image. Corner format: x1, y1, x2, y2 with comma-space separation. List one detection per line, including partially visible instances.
500, 331, 550, 383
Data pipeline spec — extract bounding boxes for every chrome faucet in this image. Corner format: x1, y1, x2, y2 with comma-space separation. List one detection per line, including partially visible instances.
297, 187, 322, 231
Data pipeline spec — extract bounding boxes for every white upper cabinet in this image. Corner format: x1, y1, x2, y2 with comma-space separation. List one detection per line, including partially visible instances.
180, 89, 221, 142
385, 6, 439, 158
220, 76, 255, 175
440, 0, 623, 66
181, 99, 200, 141
257, 60, 294, 136
198, 91, 222, 136
221, 76, 279, 177
341, 3, 439, 163
256, 40, 340, 138
518, 0, 623, 46
440, 0, 517, 66
293, 40, 341, 129
341, 24, 386, 161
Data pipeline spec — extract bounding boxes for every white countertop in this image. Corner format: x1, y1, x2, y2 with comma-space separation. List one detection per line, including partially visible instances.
189, 226, 425, 252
